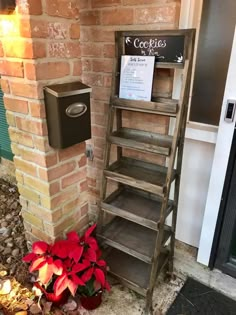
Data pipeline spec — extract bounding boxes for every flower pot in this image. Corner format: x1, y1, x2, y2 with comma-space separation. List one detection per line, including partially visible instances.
80, 291, 103, 310
34, 282, 69, 306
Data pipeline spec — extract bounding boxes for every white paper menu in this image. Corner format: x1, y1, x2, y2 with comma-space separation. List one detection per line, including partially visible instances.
119, 55, 155, 102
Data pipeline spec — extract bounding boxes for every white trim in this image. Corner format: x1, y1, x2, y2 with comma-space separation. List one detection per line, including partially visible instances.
197, 26, 236, 265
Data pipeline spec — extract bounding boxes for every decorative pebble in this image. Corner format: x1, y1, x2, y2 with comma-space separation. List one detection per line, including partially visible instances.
12, 248, 20, 257
0, 279, 11, 295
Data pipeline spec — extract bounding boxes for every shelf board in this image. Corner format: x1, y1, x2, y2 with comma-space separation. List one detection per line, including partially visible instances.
98, 217, 171, 264
102, 187, 174, 230
104, 157, 176, 196
105, 248, 169, 297
109, 128, 172, 156
155, 62, 184, 69
111, 96, 178, 116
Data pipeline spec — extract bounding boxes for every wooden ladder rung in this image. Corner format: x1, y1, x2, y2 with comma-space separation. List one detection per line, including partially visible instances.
109, 127, 173, 156
98, 217, 171, 264
111, 96, 178, 116
101, 187, 174, 231
104, 157, 177, 197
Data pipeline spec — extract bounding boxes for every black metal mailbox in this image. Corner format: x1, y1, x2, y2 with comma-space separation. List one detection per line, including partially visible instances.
44, 81, 92, 149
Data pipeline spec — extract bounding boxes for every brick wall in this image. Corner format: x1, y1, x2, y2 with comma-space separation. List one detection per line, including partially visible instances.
0, 0, 89, 243
80, 0, 181, 217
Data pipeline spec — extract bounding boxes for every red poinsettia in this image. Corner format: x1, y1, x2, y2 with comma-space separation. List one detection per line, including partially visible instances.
22, 224, 110, 301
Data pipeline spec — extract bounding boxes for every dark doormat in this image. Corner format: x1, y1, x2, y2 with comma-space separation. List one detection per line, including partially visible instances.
166, 277, 236, 315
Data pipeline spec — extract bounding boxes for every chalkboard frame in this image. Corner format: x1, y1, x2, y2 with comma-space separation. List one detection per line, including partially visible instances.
115, 29, 194, 69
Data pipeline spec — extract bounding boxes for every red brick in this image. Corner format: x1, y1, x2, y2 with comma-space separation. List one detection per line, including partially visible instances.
20, 149, 57, 168
103, 75, 112, 87
16, 116, 47, 136
103, 44, 115, 58
17, 0, 43, 15
50, 187, 77, 209
39, 161, 77, 181
14, 157, 37, 177
20, 19, 47, 38
0, 42, 4, 57
59, 142, 86, 161
91, 0, 121, 8
46, 0, 79, 19
61, 168, 87, 188
82, 59, 92, 72
48, 22, 68, 39
79, 155, 87, 168
9, 128, 34, 147
33, 137, 51, 152
135, 5, 178, 24
0, 79, 10, 93
124, 0, 169, 4
10, 81, 43, 99
25, 62, 70, 80
73, 60, 82, 76
80, 180, 88, 192
83, 73, 103, 87
81, 43, 103, 57
92, 59, 113, 73
0, 60, 24, 77
80, 11, 100, 25
48, 42, 81, 58
92, 86, 110, 101
4, 97, 28, 114
101, 9, 134, 25
3, 40, 46, 59
80, 29, 114, 43
70, 23, 80, 39
29, 101, 46, 118
92, 125, 106, 138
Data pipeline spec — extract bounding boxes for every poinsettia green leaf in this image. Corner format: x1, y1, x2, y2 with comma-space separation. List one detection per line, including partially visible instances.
32, 241, 48, 255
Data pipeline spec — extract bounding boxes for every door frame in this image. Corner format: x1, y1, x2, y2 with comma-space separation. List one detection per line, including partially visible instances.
197, 26, 236, 266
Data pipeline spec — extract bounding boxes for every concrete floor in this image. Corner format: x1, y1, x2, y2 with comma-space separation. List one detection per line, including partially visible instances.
76, 241, 236, 315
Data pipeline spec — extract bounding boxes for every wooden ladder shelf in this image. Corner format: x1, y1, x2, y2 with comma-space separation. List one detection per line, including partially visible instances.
97, 29, 195, 314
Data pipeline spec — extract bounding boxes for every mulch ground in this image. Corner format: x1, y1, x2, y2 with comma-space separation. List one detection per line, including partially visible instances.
0, 178, 84, 314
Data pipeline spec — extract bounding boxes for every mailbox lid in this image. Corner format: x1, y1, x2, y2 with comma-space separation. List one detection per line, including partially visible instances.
44, 81, 92, 98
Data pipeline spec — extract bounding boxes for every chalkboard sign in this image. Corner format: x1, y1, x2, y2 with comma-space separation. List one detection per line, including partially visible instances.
124, 35, 185, 64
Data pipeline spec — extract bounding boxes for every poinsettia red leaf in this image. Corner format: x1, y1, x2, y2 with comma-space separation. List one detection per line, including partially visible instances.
84, 248, 97, 262
32, 241, 48, 255
53, 274, 68, 297
84, 224, 96, 240
66, 231, 80, 242
22, 253, 37, 262
86, 237, 99, 251
67, 279, 78, 296
105, 280, 111, 292
52, 259, 63, 276
97, 259, 106, 267
51, 240, 68, 258
29, 256, 46, 272
94, 268, 105, 286
71, 274, 85, 286
38, 262, 54, 285
69, 245, 84, 263
72, 262, 89, 273
81, 267, 94, 283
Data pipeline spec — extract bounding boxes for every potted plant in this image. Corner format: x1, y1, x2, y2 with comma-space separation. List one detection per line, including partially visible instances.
22, 224, 110, 309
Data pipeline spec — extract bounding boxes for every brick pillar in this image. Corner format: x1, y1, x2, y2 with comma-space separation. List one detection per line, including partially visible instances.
0, 0, 89, 243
